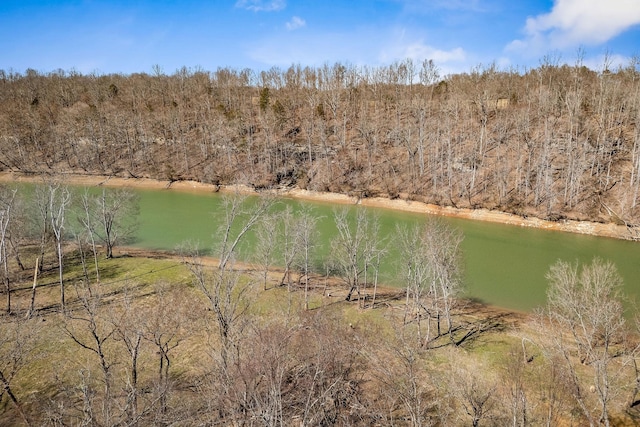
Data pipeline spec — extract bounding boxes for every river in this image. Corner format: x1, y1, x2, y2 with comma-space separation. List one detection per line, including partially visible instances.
131, 187, 640, 313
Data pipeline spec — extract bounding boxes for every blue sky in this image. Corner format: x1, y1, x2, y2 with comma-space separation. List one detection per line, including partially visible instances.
1, 0, 639, 76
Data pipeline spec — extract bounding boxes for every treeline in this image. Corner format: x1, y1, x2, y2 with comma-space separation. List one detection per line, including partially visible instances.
1, 58, 639, 228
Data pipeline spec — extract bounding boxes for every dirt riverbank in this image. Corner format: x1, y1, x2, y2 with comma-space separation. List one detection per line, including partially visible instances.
1, 171, 637, 241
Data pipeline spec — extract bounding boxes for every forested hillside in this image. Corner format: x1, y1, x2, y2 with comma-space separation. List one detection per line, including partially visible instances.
1, 59, 639, 227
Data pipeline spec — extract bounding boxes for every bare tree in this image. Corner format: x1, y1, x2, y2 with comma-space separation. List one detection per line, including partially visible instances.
49, 183, 71, 313
185, 193, 273, 371
92, 188, 139, 259
216, 192, 274, 271
254, 212, 279, 290
33, 183, 53, 273
4, 191, 26, 273
77, 189, 101, 282
196, 309, 365, 426
236, 320, 293, 425
425, 219, 464, 343
109, 289, 145, 422
397, 218, 464, 345
449, 358, 498, 427
542, 257, 628, 427
62, 281, 116, 424
0, 187, 17, 313
369, 336, 439, 427
397, 223, 432, 341
500, 344, 531, 427
141, 283, 184, 419
188, 256, 250, 370
331, 208, 383, 303
0, 313, 39, 426
533, 351, 573, 426
295, 206, 319, 310
279, 205, 300, 289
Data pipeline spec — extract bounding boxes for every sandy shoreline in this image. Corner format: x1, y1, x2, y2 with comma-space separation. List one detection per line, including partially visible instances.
1, 171, 637, 241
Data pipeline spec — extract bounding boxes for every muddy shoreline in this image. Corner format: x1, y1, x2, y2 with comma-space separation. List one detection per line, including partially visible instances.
1, 171, 637, 241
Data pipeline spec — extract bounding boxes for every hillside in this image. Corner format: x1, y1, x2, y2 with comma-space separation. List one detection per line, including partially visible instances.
1, 60, 639, 235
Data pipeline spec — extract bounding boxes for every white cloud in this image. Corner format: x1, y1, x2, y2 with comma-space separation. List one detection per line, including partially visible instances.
583, 53, 633, 72
246, 26, 468, 74
378, 29, 467, 66
508, 0, 640, 53
235, 0, 285, 12
286, 16, 305, 31
376, 37, 469, 76
400, 42, 466, 64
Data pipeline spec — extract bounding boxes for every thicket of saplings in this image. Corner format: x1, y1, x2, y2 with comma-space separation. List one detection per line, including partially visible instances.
1, 57, 640, 234
1, 183, 639, 426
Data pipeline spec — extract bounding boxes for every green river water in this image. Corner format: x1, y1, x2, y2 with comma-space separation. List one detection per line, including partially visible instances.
132, 188, 640, 313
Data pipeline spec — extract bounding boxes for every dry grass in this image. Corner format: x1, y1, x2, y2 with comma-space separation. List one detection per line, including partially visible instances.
2, 248, 639, 425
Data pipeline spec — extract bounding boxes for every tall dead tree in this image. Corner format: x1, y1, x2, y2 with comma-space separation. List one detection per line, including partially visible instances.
0, 188, 16, 313
49, 184, 71, 313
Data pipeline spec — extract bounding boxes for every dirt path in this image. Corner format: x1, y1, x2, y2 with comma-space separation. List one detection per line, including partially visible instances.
1, 171, 637, 241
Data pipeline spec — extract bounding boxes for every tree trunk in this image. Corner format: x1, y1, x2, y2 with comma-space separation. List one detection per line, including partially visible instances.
57, 240, 65, 313
27, 258, 38, 319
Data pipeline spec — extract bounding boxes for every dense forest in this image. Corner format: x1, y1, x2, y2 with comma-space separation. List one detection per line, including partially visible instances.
1, 58, 640, 231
